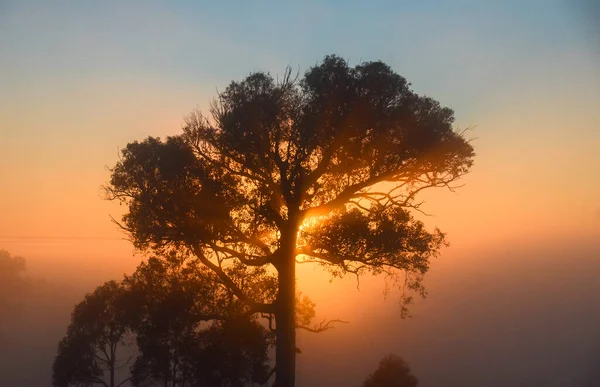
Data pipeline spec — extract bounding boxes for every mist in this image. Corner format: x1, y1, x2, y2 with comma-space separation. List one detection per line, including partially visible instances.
2, 236, 599, 387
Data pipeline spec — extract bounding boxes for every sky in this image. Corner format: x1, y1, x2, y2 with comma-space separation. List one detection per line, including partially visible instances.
0, 0, 599, 386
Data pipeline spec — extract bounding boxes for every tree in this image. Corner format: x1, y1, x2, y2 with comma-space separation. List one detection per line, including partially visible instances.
54, 253, 275, 387
52, 281, 133, 387
0, 249, 28, 322
124, 252, 274, 387
105, 54, 475, 387
362, 354, 419, 387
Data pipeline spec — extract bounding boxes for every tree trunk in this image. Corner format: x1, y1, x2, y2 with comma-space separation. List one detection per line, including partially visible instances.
109, 342, 116, 387
274, 228, 297, 387
172, 361, 177, 387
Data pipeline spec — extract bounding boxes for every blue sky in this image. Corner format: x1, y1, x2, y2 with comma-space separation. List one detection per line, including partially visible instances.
2, 0, 598, 144
1, 1, 597, 116
1, 0, 596, 101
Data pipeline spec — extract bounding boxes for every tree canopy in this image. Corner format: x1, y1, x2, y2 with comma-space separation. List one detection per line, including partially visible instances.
105, 54, 475, 387
52, 281, 133, 387
0, 249, 28, 316
363, 354, 419, 387
124, 252, 273, 387
53, 253, 274, 387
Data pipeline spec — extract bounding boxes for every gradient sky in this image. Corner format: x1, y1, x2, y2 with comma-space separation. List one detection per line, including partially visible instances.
1, 0, 598, 245
1, 1, 599, 386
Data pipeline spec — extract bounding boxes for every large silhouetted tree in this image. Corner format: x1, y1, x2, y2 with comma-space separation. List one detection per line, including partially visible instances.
362, 354, 419, 387
105, 54, 475, 387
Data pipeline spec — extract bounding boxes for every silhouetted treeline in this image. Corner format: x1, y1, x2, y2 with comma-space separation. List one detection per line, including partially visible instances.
362, 354, 419, 387
53, 252, 426, 387
0, 249, 28, 328
53, 252, 274, 387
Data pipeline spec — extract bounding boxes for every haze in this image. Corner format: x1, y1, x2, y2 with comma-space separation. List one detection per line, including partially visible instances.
1, 1, 599, 386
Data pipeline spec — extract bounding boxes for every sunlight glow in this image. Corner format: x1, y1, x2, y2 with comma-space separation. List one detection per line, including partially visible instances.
298, 214, 329, 233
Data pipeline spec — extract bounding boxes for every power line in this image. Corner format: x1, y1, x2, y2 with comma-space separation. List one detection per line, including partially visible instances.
0, 236, 127, 241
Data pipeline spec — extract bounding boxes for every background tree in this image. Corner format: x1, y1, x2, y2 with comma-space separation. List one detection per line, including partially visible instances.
124, 252, 274, 387
105, 54, 475, 387
52, 281, 133, 387
362, 354, 419, 387
0, 249, 28, 324
54, 252, 276, 387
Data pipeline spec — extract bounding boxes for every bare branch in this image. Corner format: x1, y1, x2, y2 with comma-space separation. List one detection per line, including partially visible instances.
116, 377, 133, 387
89, 377, 110, 387
296, 319, 349, 333
189, 245, 274, 314
259, 366, 277, 385
261, 313, 276, 333
301, 169, 409, 220
207, 242, 273, 267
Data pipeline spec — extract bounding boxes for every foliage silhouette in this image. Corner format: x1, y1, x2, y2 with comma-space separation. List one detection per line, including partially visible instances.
362, 354, 419, 387
53, 253, 275, 387
52, 281, 133, 387
124, 252, 273, 387
0, 249, 28, 321
105, 54, 475, 387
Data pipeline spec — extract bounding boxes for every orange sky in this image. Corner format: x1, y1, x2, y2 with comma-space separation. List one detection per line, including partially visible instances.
2, 2, 598, 263
2, 84, 598, 258
1, 78, 598, 310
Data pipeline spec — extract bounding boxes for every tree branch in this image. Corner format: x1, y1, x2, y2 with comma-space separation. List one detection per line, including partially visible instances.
189, 245, 275, 314
296, 319, 349, 333
261, 313, 276, 333
116, 377, 133, 387
93, 352, 110, 366
89, 377, 110, 387
301, 170, 401, 220
207, 242, 273, 266
260, 366, 277, 385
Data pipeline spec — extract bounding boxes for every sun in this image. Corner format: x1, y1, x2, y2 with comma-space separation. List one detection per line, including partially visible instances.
298, 215, 328, 233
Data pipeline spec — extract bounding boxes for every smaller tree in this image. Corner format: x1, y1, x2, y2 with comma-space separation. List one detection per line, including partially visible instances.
52, 281, 133, 387
124, 252, 274, 387
362, 354, 419, 387
54, 252, 279, 387
0, 249, 28, 320
185, 316, 272, 387
53, 333, 113, 387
